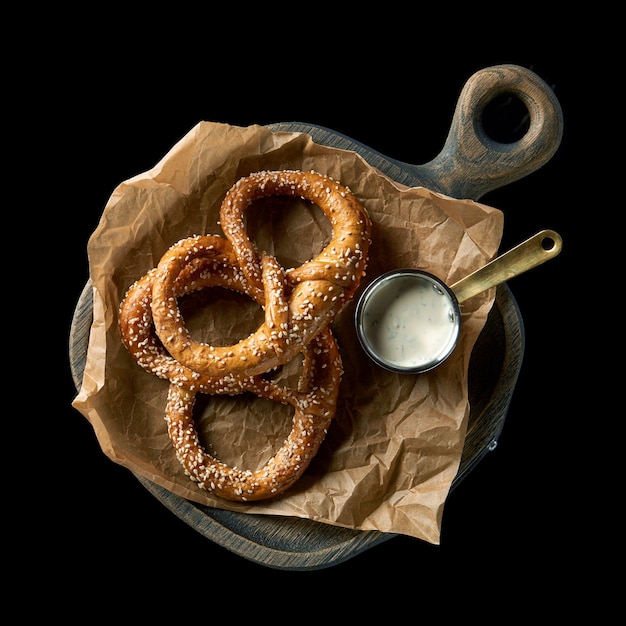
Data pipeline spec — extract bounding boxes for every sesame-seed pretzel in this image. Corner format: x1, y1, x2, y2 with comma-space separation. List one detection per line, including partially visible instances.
150, 170, 372, 379
165, 326, 341, 501
119, 233, 343, 501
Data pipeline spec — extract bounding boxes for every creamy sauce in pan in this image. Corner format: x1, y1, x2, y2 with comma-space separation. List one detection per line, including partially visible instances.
359, 273, 459, 371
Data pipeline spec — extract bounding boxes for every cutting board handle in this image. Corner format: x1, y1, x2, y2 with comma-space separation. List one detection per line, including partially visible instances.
415, 64, 563, 200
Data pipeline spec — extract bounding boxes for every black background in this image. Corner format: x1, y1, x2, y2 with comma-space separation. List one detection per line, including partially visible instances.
27, 20, 600, 618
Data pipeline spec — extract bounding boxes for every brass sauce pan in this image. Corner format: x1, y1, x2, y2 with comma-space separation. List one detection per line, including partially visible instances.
355, 229, 562, 373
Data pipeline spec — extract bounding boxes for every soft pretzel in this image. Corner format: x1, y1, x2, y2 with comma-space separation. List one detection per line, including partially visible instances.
166, 327, 342, 501
150, 170, 372, 378
119, 233, 343, 501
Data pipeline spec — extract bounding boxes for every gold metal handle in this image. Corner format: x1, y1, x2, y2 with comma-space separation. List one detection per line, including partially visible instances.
450, 229, 562, 304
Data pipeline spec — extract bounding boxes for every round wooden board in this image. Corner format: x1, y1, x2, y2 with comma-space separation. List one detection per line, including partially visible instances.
70, 64, 565, 568
69, 141, 527, 571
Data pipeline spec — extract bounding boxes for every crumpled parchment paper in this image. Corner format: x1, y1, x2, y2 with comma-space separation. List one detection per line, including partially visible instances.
72, 121, 503, 544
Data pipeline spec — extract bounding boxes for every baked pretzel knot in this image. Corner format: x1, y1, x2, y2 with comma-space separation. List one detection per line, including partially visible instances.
119, 170, 371, 501
166, 327, 342, 501
151, 170, 372, 378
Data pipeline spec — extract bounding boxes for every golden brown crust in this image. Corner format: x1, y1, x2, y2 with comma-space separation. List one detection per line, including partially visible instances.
118, 169, 370, 501
119, 235, 253, 393
165, 327, 342, 501
118, 233, 343, 501
151, 170, 371, 378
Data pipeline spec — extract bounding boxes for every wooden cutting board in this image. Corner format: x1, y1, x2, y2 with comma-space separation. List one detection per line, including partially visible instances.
69, 64, 563, 570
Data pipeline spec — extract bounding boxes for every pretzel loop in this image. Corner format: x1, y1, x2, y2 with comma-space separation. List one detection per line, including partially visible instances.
166, 327, 341, 501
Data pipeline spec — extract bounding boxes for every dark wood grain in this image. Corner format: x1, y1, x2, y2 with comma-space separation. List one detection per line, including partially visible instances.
69, 64, 562, 570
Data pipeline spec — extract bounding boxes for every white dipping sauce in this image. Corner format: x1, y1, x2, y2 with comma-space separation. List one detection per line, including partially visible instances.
357, 272, 459, 371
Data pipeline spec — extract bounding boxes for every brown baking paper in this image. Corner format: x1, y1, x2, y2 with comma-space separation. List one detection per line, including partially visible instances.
72, 121, 503, 544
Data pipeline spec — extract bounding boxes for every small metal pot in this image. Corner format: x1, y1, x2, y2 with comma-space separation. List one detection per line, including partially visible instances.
355, 229, 562, 374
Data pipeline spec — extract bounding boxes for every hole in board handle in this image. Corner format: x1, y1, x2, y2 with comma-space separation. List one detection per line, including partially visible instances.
481, 92, 530, 143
